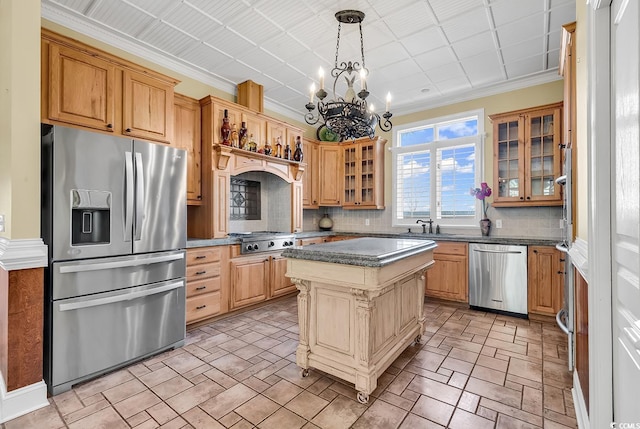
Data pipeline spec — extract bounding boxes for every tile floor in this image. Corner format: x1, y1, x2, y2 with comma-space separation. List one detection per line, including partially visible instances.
2, 297, 577, 429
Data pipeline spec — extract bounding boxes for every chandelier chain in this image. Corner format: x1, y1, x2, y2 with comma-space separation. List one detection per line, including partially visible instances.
359, 22, 365, 71
335, 22, 341, 68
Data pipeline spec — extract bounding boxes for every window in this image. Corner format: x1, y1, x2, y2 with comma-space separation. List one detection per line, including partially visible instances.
392, 109, 484, 227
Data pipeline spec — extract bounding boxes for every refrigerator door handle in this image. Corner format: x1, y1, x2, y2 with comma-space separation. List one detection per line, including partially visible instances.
58, 280, 184, 312
59, 252, 184, 274
556, 308, 571, 335
134, 152, 145, 241
124, 151, 134, 242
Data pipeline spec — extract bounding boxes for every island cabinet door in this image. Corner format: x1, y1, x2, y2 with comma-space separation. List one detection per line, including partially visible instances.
230, 256, 269, 309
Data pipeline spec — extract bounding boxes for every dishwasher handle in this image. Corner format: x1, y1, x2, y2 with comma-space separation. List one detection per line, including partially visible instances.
472, 248, 523, 255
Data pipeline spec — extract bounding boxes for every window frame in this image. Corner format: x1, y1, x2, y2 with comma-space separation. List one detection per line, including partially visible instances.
391, 109, 485, 228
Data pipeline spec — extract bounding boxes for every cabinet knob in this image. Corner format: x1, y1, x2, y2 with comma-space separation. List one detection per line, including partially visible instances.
557, 271, 565, 275
106, 123, 113, 129
526, 196, 531, 200
125, 128, 132, 133
533, 249, 538, 253
520, 197, 524, 200
196, 305, 206, 310
197, 195, 202, 199
195, 286, 207, 291
195, 270, 206, 275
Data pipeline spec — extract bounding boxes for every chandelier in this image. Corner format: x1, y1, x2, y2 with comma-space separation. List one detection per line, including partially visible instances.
304, 10, 392, 141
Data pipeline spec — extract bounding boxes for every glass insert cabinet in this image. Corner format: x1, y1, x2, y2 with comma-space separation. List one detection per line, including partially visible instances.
342, 137, 386, 209
490, 102, 563, 206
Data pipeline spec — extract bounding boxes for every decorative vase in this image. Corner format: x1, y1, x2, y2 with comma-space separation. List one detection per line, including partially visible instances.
318, 213, 333, 231
220, 109, 231, 145
480, 219, 491, 236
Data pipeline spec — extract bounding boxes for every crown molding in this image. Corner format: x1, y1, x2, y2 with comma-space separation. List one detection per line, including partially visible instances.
0, 238, 48, 271
393, 71, 563, 117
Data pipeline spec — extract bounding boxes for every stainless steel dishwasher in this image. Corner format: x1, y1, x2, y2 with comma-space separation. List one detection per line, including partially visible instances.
468, 243, 528, 316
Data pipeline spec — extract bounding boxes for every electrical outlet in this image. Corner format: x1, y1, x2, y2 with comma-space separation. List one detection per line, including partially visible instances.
495, 219, 502, 229
560, 219, 565, 229
365, 218, 370, 226
312, 216, 318, 226
0, 214, 4, 232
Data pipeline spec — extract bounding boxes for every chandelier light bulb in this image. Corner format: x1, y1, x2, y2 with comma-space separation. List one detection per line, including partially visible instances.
309, 83, 315, 103
360, 69, 367, 91
386, 92, 391, 112
369, 104, 375, 112
318, 67, 325, 90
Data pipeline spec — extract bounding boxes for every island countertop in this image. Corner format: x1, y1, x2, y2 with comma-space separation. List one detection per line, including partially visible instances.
281, 237, 437, 267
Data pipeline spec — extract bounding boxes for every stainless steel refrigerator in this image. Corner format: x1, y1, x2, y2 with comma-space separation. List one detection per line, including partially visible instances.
41, 124, 187, 395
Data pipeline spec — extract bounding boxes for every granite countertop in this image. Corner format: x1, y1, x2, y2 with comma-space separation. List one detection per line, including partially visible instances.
187, 231, 559, 249
282, 237, 437, 267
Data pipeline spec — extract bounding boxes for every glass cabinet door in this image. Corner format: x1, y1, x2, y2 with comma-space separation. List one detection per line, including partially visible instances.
525, 108, 561, 202
360, 143, 375, 205
494, 115, 525, 202
343, 145, 357, 205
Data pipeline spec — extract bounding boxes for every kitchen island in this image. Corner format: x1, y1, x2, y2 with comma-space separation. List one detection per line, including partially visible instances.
282, 237, 436, 403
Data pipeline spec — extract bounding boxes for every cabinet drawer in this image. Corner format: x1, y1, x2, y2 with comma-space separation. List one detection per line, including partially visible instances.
186, 262, 220, 281
186, 292, 220, 324
187, 247, 222, 265
186, 277, 221, 298
298, 237, 328, 246
434, 241, 467, 256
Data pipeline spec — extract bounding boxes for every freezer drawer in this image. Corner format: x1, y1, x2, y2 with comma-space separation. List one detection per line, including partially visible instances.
468, 243, 528, 315
50, 279, 185, 395
52, 250, 185, 300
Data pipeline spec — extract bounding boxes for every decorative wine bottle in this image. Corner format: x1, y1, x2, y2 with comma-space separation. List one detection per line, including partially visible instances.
239, 121, 248, 150
264, 140, 272, 156
221, 109, 231, 145
284, 141, 292, 160
230, 124, 239, 148
293, 136, 303, 161
248, 134, 257, 152
275, 137, 283, 158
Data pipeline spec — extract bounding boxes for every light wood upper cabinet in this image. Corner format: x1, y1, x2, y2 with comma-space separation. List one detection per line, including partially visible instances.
174, 94, 201, 205
122, 70, 174, 143
318, 144, 343, 206
48, 44, 116, 132
490, 103, 563, 206
242, 112, 266, 149
424, 241, 468, 302
42, 30, 178, 143
266, 121, 287, 149
302, 139, 319, 208
342, 137, 386, 209
528, 246, 564, 316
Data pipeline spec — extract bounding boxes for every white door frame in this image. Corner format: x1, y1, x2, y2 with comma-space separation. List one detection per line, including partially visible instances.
585, 0, 614, 428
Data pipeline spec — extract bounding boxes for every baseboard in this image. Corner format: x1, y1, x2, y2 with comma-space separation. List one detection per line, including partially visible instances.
572, 370, 589, 429
0, 372, 49, 423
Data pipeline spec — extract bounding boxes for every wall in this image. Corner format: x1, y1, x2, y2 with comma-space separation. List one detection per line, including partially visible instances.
575, 0, 588, 241
304, 80, 565, 239
0, 0, 41, 239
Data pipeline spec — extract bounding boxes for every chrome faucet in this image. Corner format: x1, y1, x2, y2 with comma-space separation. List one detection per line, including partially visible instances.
416, 219, 434, 234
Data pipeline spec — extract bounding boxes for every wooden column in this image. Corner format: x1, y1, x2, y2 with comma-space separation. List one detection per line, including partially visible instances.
0, 267, 44, 391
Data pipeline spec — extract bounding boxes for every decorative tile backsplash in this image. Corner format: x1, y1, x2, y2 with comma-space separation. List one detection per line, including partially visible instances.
303, 205, 563, 240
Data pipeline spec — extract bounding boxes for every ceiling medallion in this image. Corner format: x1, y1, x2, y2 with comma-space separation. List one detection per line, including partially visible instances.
304, 10, 392, 141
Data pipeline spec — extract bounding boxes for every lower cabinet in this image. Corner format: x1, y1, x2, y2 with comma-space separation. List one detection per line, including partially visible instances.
424, 241, 468, 302
230, 247, 296, 310
186, 246, 229, 325
528, 246, 564, 316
